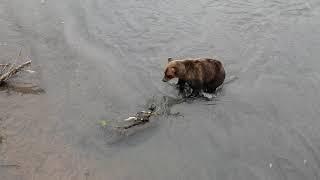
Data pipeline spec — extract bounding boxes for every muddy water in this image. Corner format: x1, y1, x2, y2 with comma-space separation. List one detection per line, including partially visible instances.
1, 0, 320, 179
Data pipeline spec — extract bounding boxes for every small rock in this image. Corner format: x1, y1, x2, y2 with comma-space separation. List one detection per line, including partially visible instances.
269, 163, 272, 168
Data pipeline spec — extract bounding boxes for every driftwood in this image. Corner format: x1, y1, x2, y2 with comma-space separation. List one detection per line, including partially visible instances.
0, 60, 32, 85
99, 104, 159, 130
0, 64, 10, 67
119, 105, 157, 129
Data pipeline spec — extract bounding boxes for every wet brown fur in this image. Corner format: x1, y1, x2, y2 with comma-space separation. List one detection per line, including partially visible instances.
163, 58, 225, 96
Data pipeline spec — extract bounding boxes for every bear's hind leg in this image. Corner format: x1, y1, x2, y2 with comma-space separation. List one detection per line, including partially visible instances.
204, 83, 216, 93
205, 79, 224, 93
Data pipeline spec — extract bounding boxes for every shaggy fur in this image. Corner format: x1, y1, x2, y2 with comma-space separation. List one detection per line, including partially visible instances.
162, 57, 225, 97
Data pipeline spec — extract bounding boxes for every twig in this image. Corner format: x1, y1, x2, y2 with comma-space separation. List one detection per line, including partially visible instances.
0, 60, 32, 83
224, 75, 238, 85
18, 48, 22, 57
84, 170, 90, 180
0, 164, 20, 168
120, 120, 149, 129
0, 63, 10, 75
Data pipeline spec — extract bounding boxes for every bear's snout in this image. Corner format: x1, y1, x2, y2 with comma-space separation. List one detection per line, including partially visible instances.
162, 77, 168, 82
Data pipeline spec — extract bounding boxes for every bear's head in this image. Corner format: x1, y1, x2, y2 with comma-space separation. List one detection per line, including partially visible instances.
162, 58, 178, 82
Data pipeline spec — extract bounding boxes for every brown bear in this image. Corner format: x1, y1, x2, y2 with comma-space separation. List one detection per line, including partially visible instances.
162, 57, 225, 97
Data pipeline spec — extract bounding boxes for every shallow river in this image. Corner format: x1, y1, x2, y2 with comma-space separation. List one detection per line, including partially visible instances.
1, 0, 320, 179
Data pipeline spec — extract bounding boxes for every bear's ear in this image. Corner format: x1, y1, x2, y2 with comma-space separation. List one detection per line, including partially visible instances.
168, 58, 173, 62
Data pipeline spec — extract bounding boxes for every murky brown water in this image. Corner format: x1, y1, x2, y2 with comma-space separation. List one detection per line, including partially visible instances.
1, 0, 320, 179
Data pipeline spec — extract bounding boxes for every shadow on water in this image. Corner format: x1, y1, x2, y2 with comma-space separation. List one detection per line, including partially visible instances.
0, 82, 45, 95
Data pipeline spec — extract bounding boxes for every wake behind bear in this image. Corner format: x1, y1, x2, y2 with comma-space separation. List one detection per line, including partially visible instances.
162, 57, 225, 98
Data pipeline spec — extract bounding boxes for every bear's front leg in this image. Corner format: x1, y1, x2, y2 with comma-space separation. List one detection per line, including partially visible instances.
188, 81, 202, 98
188, 88, 201, 98
177, 79, 186, 94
